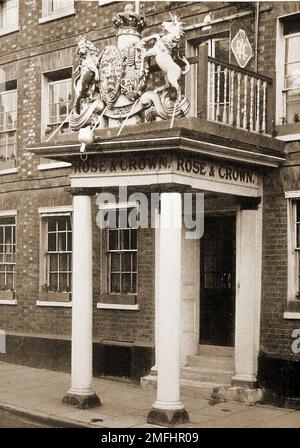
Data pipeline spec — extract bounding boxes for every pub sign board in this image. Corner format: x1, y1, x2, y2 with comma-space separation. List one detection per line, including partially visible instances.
72, 153, 259, 189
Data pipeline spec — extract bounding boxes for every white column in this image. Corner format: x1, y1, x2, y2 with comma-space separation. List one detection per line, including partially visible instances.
63, 193, 100, 408
148, 192, 189, 426
233, 203, 262, 386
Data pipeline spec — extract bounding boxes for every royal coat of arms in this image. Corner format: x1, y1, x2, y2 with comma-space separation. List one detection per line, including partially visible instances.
69, 3, 190, 140
99, 46, 123, 105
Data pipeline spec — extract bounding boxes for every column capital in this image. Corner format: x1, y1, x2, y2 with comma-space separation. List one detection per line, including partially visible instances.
66, 187, 97, 196
239, 197, 261, 210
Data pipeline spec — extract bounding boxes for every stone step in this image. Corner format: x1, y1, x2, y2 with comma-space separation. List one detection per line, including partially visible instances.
198, 344, 234, 358
187, 355, 235, 371
180, 366, 234, 384
141, 374, 230, 399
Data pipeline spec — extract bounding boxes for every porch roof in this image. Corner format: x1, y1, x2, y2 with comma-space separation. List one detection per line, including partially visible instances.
27, 117, 285, 168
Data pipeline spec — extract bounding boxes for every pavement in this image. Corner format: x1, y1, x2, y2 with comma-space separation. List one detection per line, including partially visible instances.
0, 361, 299, 428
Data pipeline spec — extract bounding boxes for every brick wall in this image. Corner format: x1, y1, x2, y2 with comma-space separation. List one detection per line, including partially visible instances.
260, 170, 299, 358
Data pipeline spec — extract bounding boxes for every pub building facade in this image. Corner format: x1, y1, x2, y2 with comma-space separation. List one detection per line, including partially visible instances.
0, 0, 300, 424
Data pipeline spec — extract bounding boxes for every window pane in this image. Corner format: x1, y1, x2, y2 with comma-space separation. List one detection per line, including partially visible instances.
122, 252, 131, 272
132, 252, 137, 271
0, 91, 17, 131
48, 232, 56, 251
49, 253, 58, 271
59, 253, 68, 271
286, 97, 300, 124
286, 61, 300, 79
120, 229, 130, 250
58, 232, 67, 252
49, 273, 58, 291
6, 272, 14, 290
121, 273, 131, 293
131, 229, 137, 250
59, 273, 68, 292
110, 273, 120, 293
286, 35, 300, 64
48, 217, 56, 232
67, 231, 72, 251
214, 39, 229, 61
132, 273, 137, 294
0, 0, 18, 31
0, 273, 5, 289
110, 253, 120, 272
48, 79, 71, 125
108, 230, 118, 250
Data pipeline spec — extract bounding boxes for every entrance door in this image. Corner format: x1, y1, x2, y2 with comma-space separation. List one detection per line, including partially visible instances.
200, 216, 236, 347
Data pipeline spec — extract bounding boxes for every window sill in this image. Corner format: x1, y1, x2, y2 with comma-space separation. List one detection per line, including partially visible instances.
36, 300, 72, 307
284, 312, 300, 320
97, 303, 140, 311
276, 123, 300, 141
39, 292, 71, 302
0, 299, 17, 306
0, 167, 18, 176
0, 27, 19, 37
39, 9, 75, 24
38, 162, 71, 171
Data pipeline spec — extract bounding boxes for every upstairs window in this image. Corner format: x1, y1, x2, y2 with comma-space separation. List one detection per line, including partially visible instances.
284, 21, 300, 124
277, 14, 300, 126
42, 68, 72, 139
41, 0, 75, 23
0, 0, 19, 35
0, 80, 17, 170
187, 34, 229, 119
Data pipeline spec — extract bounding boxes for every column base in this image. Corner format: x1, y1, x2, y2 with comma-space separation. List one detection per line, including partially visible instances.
147, 407, 189, 427
231, 374, 258, 389
62, 393, 101, 409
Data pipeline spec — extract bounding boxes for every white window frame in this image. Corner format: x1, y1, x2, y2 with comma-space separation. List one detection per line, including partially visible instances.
0, 210, 17, 305
186, 33, 230, 119
0, 0, 19, 36
41, 66, 73, 142
286, 193, 300, 316
98, 202, 140, 311
48, 78, 72, 127
276, 13, 300, 126
40, 0, 75, 24
0, 81, 17, 172
38, 206, 73, 306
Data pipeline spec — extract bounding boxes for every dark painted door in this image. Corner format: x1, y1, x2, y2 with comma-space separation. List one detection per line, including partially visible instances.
200, 216, 236, 347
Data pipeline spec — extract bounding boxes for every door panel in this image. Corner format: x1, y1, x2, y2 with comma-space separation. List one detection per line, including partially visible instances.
200, 216, 236, 347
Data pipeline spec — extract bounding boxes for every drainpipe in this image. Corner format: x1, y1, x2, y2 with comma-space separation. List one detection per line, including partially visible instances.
254, 1, 260, 72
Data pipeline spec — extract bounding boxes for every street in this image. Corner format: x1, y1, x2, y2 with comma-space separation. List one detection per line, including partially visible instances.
0, 409, 54, 428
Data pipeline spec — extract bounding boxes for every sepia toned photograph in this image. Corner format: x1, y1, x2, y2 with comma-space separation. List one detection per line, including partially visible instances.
0, 0, 299, 434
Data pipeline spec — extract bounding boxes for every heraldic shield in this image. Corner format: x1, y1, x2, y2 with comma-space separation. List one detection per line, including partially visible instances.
99, 45, 123, 105
120, 46, 149, 102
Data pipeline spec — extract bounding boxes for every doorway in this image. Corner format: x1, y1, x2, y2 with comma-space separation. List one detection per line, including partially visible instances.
200, 216, 236, 347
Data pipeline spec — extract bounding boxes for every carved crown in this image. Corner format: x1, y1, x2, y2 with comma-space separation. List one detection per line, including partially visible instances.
112, 3, 146, 36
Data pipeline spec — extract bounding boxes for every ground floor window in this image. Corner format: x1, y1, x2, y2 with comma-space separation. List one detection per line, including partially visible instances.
0, 214, 16, 299
295, 200, 300, 296
100, 204, 138, 306
39, 208, 72, 301
287, 197, 300, 307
